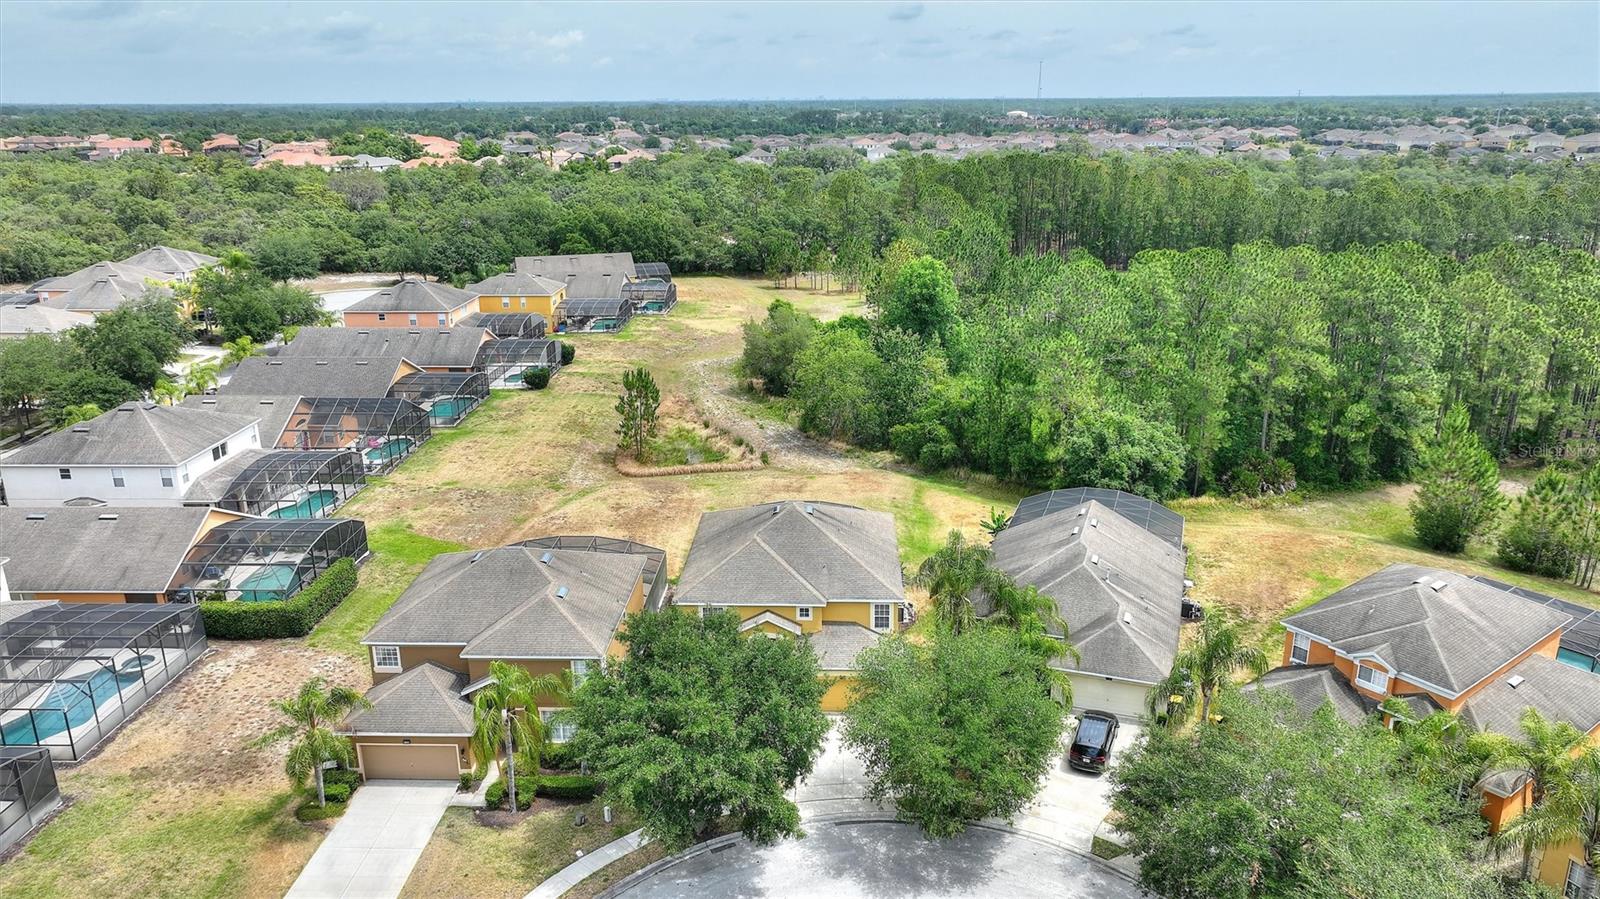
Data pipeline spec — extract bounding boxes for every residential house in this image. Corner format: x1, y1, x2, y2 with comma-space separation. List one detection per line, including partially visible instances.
672, 500, 909, 712
737, 149, 776, 165
254, 150, 351, 171
277, 326, 494, 372
185, 393, 432, 472
341, 279, 479, 329
222, 357, 424, 399
341, 154, 403, 172
201, 133, 245, 155
1526, 132, 1567, 152
989, 488, 1188, 719
466, 272, 569, 328
120, 246, 218, 281
82, 137, 153, 161
32, 260, 169, 310
0, 304, 92, 338
343, 537, 667, 779
0, 506, 244, 602
407, 134, 460, 158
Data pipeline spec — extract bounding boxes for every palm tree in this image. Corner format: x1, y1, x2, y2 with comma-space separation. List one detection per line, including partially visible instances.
1382, 699, 1496, 800
184, 362, 219, 396
914, 530, 1004, 634
221, 336, 261, 368
152, 378, 186, 406
987, 578, 1080, 706
1495, 796, 1581, 883
1480, 708, 1591, 808
252, 677, 371, 807
470, 661, 573, 810
218, 249, 253, 274
55, 403, 102, 428
1150, 609, 1268, 726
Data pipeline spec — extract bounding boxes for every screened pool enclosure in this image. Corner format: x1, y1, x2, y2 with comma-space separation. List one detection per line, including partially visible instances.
279, 397, 432, 472
171, 518, 370, 603
0, 603, 207, 761
213, 450, 365, 518
0, 747, 59, 851
622, 278, 677, 314
388, 371, 490, 426
462, 312, 547, 339
475, 339, 562, 388
1008, 487, 1186, 550
559, 298, 633, 333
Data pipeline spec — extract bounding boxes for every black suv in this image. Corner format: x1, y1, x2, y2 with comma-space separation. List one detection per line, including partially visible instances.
1067, 710, 1120, 774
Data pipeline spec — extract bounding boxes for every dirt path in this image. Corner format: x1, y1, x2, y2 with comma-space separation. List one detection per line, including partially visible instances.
687, 355, 850, 473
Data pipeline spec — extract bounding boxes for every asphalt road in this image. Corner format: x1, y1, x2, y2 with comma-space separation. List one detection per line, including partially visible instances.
610, 819, 1146, 899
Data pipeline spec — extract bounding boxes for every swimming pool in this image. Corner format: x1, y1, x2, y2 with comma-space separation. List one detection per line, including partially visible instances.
429, 397, 475, 423
1558, 647, 1599, 674
236, 565, 299, 602
0, 667, 147, 746
268, 489, 340, 519
364, 438, 415, 466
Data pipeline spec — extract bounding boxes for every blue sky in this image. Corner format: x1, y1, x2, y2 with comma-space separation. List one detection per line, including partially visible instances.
1, 0, 1596, 103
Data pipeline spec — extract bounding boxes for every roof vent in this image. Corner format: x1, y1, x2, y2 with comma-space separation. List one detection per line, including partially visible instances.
1090, 554, 1100, 565
1070, 526, 1080, 536
803, 503, 815, 515
97, 513, 118, 520
1507, 674, 1525, 689
555, 586, 569, 599
267, 360, 282, 366
1430, 580, 1448, 592
71, 426, 90, 433
1076, 509, 1085, 517
772, 504, 781, 515
1412, 576, 1428, 585
1089, 517, 1099, 528
539, 552, 553, 564
356, 330, 370, 335
354, 360, 368, 366
1122, 612, 1134, 624
469, 550, 484, 563
315, 360, 329, 366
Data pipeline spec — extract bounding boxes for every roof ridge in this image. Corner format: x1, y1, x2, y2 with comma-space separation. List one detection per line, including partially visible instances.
783, 505, 903, 598
751, 535, 829, 603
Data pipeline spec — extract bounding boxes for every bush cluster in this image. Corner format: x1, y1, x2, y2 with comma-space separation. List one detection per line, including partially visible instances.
485, 775, 538, 811
559, 342, 575, 366
522, 367, 551, 390
536, 774, 601, 801
198, 558, 358, 639
541, 742, 580, 771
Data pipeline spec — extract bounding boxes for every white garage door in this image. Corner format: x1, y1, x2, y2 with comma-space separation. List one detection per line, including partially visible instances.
1067, 675, 1149, 721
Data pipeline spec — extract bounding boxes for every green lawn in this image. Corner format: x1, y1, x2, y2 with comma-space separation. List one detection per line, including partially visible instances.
308, 520, 464, 661
641, 426, 728, 466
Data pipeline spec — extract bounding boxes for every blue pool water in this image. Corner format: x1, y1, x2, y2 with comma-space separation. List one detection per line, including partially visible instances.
364, 438, 415, 466
1558, 647, 1599, 674
238, 565, 298, 602
1, 667, 146, 746
268, 489, 340, 519
430, 397, 473, 422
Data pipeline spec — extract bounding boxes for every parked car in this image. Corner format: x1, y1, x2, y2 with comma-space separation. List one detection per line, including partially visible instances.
1067, 710, 1120, 774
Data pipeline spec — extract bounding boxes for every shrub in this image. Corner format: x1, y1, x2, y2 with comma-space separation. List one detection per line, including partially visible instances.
522, 367, 551, 390
536, 774, 601, 801
541, 742, 580, 771
559, 342, 575, 365
323, 768, 362, 791
322, 782, 352, 804
198, 557, 358, 639
485, 775, 537, 811
458, 772, 477, 792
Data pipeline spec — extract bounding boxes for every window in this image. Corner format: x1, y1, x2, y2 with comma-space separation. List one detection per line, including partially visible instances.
797, 607, 812, 621
57, 468, 71, 480
372, 645, 401, 672
212, 441, 228, 461
570, 659, 590, 685
1567, 861, 1598, 899
160, 468, 175, 488
519, 298, 527, 309
408, 315, 418, 326
1355, 663, 1389, 692
111, 468, 126, 488
1290, 633, 1310, 665
501, 297, 510, 309
872, 603, 892, 632
540, 709, 577, 743
437, 315, 447, 326
377, 313, 387, 321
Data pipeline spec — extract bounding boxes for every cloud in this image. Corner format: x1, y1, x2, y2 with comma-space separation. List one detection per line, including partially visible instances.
1162, 24, 1197, 37
887, 3, 924, 22
314, 12, 372, 45
896, 35, 951, 59
49, 0, 139, 20
592, 56, 613, 68
1106, 37, 1142, 57
537, 29, 584, 49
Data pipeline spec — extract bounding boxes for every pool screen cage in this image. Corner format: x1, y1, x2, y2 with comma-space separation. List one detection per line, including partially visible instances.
215, 449, 365, 518
515, 535, 669, 609
475, 338, 562, 387
388, 371, 490, 426
0, 603, 207, 761
560, 298, 633, 333
1008, 487, 1186, 550
0, 746, 59, 850
622, 278, 677, 314
1472, 575, 1600, 672
171, 518, 370, 604
632, 262, 673, 282
463, 312, 547, 339
281, 397, 432, 473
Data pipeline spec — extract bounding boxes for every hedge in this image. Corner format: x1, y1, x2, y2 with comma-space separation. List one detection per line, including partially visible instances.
198, 557, 359, 639
485, 775, 537, 811
536, 774, 600, 801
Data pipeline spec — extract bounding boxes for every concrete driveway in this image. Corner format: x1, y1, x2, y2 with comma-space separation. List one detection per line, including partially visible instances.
286, 780, 457, 899
609, 819, 1144, 898
1013, 717, 1143, 851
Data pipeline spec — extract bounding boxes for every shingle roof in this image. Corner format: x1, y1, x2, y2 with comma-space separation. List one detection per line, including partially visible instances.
223, 357, 415, 398
42, 275, 171, 313
182, 447, 268, 503
513, 253, 637, 301
36, 261, 168, 294
1282, 564, 1571, 697
362, 545, 648, 659
0, 304, 93, 336
991, 498, 1186, 685
1245, 665, 1375, 727
119, 246, 218, 277
341, 663, 475, 736
2, 402, 257, 466
0, 506, 222, 594
344, 279, 476, 314
675, 501, 905, 607
277, 326, 491, 369
808, 622, 882, 672
466, 272, 568, 297
182, 394, 304, 446
1459, 652, 1600, 738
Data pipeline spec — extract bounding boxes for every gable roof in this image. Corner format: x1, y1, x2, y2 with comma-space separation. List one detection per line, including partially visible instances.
277, 326, 492, 369
340, 663, 475, 737
344, 279, 476, 314
2, 402, 257, 466
182, 394, 304, 446
809, 621, 882, 672
675, 501, 905, 607
0, 506, 228, 594
40, 272, 172, 313
1282, 564, 1572, 698
0, 304, 93, 336
1459, 652, 1600, 738
362, 544, 649, 659
119, 246, 218, 277
36, 261, 168, 294
223, 357, 417, 398
466, 272, 568, 297
991, 497, 1187, 685
1245, 664, 1374, 727
513, 253, 637, 301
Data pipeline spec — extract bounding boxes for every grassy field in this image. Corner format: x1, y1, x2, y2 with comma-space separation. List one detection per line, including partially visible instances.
400, 803, 636, 899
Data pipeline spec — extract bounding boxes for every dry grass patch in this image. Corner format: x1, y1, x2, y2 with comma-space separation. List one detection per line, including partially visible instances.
400, 803, 636, 899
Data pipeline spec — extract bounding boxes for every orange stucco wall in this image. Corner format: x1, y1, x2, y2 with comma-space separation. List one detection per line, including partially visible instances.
820, 674, 857, 712
342, 306, 474, 329
1536, 838, 1593, 894
372, 645, 468, 684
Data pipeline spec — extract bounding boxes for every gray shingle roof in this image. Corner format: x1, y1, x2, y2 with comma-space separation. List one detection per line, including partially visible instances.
42, 275, 172, 313
182, 394, 304, 446
341, 663, 475, 736
0, 304, 92, 336
277, 326, 491, 369
344, 279, 476, 314
182, 447, 268, 503
362, 545, 648, 659
0, 506, 219, 594
466, 272, 568, 297
119, 246, 218, 277
2, 402, 258, 466
513, 253, 637, 301
1282, 564, 1571, 697
1245, 665, 1375, 727
808, 622, 882, 672
36, 261, 168, 293
991, 498, 1186, 685
1459, 652, 1600, 738
675, 501, 905, 607
223, 357, 413, 398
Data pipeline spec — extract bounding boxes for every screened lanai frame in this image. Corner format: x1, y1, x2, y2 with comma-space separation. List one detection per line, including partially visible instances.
632, 262, 673, 282
515, 535, 668, 610
560, 298, 633, 333
622, 278, 677, 314
475, 339, 562, 388
1471, 575, 1600, 672
1008, 487, 1186, 550
388, 371, 490, 426
215, 449, 365, 518
280, 397, 432, 473
0, 603, 207, 761
463, 312, 547, 339
0, 747, 59, 851
170, 518, 370, 604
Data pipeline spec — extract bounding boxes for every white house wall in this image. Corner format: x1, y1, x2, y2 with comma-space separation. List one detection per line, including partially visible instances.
0, 423, 260, 506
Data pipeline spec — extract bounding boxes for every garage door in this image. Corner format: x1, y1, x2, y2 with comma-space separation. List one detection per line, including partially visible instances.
1067, 675, 1149, 721
359, 743, 460, 780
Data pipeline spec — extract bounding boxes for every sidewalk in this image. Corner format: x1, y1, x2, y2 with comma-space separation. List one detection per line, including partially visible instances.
524, 828, 648, 899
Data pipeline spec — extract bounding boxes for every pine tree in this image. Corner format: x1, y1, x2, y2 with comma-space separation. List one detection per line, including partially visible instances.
1498, 468, 1577, 578
615, 367, 660, 456
1562, 465, 1600, 589
1410, 405, 1507, 553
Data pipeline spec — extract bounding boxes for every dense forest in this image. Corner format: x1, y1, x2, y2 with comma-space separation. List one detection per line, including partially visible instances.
3, 136, 1599, 496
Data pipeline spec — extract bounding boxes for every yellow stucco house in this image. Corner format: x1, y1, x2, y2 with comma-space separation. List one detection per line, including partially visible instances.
672, 500, 909, 712
466, 272, 568, 329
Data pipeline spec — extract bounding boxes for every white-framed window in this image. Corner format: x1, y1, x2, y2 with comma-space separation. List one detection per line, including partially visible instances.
212, 441, 228, 461
540, 709, 577, 743
160, 468, 175, 487
872, 603, 892, 632
57, 468, 71, 480
408, 315, 418, 326
797, 607, 812, 621
1355, 663, 1389, 692
437, 314, 447, 326
570, 659, 590, 685
111, 468, 126, 488
1567, 860, 1598, 899
372, 645, 401, 672
519, 298, 527, 309
1290, 632, 1310, 665
501, 297, 511, 309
